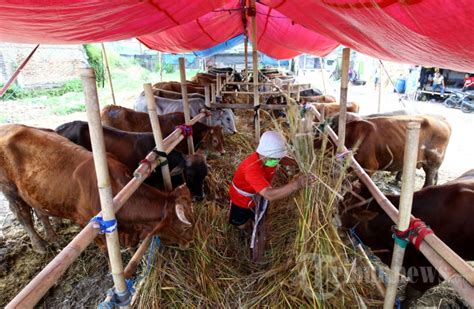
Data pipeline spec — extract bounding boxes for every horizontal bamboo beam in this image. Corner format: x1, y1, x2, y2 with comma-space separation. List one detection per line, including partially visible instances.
213, 103, 287, 110
220, 91, 281, 95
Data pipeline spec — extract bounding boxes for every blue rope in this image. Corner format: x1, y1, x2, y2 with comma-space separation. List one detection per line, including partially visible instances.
90, 216, 117, 234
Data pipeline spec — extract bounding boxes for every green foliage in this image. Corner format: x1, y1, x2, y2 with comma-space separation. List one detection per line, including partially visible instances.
83, 44, 105, 87
163, 63, 175, 74
154, 61, 161, 72
0, 79, 83, 101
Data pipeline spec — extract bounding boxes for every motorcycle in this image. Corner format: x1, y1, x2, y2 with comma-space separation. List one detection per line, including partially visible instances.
443, 90, 474, 111
461, 95, 474, 113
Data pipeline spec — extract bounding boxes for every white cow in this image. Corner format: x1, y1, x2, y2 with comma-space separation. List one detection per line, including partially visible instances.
135, 95, 237, 134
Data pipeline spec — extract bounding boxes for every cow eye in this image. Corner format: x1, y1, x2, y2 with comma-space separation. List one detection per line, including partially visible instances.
226, 117, 231, 121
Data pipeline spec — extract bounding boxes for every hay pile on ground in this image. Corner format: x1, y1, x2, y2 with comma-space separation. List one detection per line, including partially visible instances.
132, 108, 383, 307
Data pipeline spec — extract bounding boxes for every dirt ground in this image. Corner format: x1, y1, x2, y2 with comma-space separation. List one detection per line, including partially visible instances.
0, 80, 472, 307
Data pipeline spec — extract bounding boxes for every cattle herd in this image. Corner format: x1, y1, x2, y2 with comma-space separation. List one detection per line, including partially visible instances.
0, 67, 472, 304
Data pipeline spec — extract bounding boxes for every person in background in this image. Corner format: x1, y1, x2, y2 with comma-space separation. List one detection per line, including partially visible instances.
432, 70, 445, 97
373, 66, 380, 91
462, 73, 474, 91
228, 131, 315, 230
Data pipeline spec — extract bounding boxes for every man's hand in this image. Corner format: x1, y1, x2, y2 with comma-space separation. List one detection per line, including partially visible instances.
296, 173, 317, 188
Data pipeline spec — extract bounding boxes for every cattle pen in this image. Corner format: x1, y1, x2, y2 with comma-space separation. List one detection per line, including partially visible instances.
1, 1, 474, 308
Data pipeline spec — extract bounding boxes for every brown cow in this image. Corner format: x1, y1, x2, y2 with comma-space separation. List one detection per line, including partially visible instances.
0, 124, 194, 253
153, 81, 205, 94
100, 105, 225, 155
310, 102, 360, 118
341, 170, 474, 302
300, 95, 337, 103
330, 115, 451, 187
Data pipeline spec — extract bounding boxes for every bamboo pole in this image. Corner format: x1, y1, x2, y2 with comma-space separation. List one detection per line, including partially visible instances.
383, 122, 420, 309
377, 60, 382, 112
0, 44, 39, 97
178, 57, 195, 154
216, 73, 222, 96
309, 107, 474, 306
124, 236, 152, 279
159, 52, 163, 82
6, 112, 207, 308
205, 85, 212, 126
101, 43, 116, 105
244, 35, 249, 82
337, 47, 350, 153
81, 68, 128, 307
357, 244, 386, 298
213, 103, 287, 110
211, 83, 216, 103
143, 83, 173, 192
320, 57, 327, 94
250, 0, 260, 142
296, 85, 301, 102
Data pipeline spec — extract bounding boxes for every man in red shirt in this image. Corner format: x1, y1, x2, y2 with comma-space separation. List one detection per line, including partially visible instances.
228, 131, 313, 228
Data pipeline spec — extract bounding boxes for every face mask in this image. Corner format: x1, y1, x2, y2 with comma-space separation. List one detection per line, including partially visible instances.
264, 158, 280, 167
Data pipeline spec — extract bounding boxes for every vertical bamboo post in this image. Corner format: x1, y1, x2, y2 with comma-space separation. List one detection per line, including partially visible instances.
211, 83, 216, 104
378, 60, 383, 112
383, 122, 420, 308
202, 57, 207, 72
159, 52, 163, 82
296, 85, 301, 102
80, 68, 129, 307
320, 57, 327, 94
244, 35, 249, 82
143, 83, 173, 191
204, 85, 212, 126
101, 43, 116, 105
337, 48, 350, 153
250, 0, 260, 142
216, 73, 222, 96
178, 57, 195, 154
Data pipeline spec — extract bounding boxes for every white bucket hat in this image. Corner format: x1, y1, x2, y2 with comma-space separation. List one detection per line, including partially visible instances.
256, 131, 287, 159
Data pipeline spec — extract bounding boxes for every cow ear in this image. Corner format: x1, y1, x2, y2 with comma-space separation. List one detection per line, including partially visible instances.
175, 203, 191, 226
170, 164, 185, 176
352, 209, 378, 222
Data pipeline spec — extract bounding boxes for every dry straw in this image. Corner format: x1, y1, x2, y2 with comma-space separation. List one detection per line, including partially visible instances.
133, 98, 382, 307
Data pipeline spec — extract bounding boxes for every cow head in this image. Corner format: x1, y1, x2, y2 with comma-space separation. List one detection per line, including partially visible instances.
199, 125, 225, 155
156, 185, 194, 248
212, 109, 237, 134
170, 153, 208, 202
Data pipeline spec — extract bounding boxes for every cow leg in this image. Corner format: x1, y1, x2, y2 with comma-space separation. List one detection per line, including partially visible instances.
422, 166, 438, 188
395, 171, 402, 182
6, 195, 48, 254
35, 210, 58, 242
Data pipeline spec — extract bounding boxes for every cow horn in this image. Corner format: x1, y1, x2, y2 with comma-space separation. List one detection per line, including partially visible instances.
175, 203, 191, 226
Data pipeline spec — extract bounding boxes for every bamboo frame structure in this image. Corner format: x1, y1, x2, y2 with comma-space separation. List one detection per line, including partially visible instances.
383, 122, 420, 308
213, 103, 287, 110
337, 47, 350, 153
204, 85, 212, 126
101, 43, 117, 105
178, 57, 195, 154
309, 107, 474, 306
320, 57, 327, 94
81, 68, 128, 307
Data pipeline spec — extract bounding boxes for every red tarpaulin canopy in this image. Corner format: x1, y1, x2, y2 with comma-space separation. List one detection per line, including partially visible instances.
0, 0, 473, 70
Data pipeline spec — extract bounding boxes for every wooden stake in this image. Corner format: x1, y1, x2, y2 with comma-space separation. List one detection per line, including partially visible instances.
101, 43, 117, 105
383, 122, 420, 308
216, 73, 222, 96
337, 48, 350, 153
0, 44, 39, 97
250, 0, 260, 142
211, 83, 216, 104
178, 57, 195, 154
80, 68, 128, 307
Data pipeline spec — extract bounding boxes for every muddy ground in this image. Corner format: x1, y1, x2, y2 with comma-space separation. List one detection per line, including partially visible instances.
0, 84, 472, 308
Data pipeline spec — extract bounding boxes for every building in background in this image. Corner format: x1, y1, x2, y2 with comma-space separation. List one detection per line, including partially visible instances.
0, 43, 87, 89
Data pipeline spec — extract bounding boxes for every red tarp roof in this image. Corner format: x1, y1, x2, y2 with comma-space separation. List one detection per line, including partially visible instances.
0, 0, 473, 71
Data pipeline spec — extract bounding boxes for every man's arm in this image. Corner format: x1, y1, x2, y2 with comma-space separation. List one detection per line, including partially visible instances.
258, 174, 314, 202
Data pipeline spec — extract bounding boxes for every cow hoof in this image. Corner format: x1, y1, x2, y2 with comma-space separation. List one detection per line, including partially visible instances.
32, 240, 49, 254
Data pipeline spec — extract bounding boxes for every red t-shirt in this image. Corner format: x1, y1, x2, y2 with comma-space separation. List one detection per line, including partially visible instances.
229, 152, 277, 208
